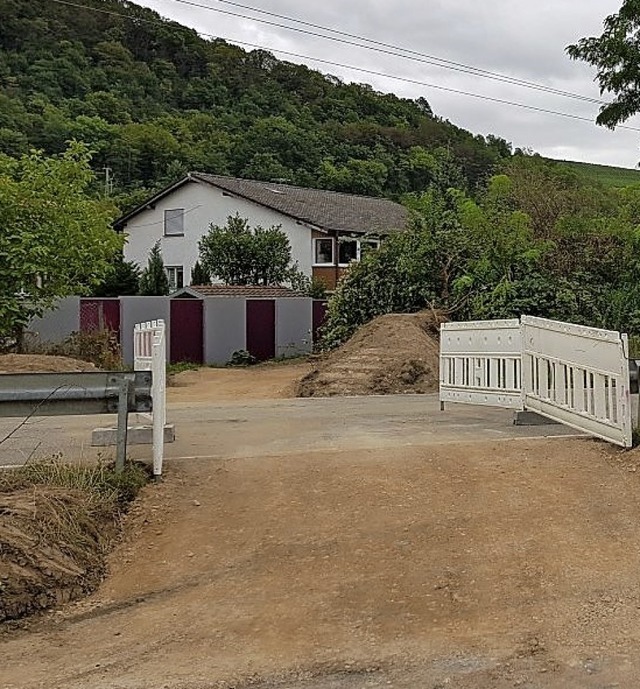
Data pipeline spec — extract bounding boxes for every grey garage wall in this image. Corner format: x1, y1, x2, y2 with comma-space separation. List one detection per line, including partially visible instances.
24, 295, 315, 366
26, 297, 80, 344
203, 298, 246, 365
120, 297, 171, 364
276, 298, 313, 358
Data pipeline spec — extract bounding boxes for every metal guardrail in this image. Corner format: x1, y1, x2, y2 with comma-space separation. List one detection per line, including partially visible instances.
0, 371, 153, 472
0, 371, 152, 417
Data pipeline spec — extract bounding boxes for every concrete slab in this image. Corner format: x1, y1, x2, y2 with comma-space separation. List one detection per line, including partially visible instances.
91, 424, 176, 447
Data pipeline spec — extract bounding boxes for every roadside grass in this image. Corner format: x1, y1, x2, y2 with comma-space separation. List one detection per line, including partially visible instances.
0, 456, 149, 510
23, 329, 123, 370
168, 355, 311, 374
261, 355, 311, 366
167, 361, 200, 375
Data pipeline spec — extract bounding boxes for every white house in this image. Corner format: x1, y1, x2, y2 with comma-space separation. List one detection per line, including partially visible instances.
114, 172, 408, 291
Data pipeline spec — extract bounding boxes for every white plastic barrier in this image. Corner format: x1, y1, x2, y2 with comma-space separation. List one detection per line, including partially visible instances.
521, 316, 633, 448
440, 319, 523, 409
440, 316, 634, 448
134, 319, 167, 476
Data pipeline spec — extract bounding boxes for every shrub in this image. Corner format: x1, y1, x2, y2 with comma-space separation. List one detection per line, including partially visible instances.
24, 329, 123, 370
226, 349, 257, 367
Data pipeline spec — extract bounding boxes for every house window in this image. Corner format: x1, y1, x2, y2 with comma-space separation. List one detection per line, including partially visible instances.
359, 239, 381, 259
338, 239, 359, 266
166, 266, 184, 292
164, 209, 185, 236
314, 238, 334, 265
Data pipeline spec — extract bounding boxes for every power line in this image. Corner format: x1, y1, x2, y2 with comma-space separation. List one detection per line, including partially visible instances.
230, 39, 640, 131
48, 0, 640, 133
167, 0, 604, 106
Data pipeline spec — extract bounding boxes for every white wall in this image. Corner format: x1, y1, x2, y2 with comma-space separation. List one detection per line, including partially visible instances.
122, 179, 314, 284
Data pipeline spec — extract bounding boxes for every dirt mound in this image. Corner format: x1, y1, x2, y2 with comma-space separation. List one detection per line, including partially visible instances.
0, 487, 115, 622
0, 354, 97, 373
297, 311, 442, 397
0, 462, 148, 624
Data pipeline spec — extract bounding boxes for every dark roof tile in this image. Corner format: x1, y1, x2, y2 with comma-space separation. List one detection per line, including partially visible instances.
191, 173, 407, 235
185, 285, 306, 298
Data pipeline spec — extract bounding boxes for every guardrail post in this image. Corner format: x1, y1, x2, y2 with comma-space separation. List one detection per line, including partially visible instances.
115, 377, 131, 474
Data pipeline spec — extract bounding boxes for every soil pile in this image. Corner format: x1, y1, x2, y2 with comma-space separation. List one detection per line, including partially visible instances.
0, 488, 115, 622
297, 311, 442, 397
0, 354, 97, 373
0, 462, 147, 624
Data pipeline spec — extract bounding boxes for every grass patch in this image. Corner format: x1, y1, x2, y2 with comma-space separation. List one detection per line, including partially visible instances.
552, 159, 640, 188
167, 361, 200, 375
23, 329, 123, 370
262, 355, 310, 366
0, 456, 149, 505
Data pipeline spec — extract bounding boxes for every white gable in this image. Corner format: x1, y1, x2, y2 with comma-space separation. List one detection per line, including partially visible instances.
122, 180, 314, 281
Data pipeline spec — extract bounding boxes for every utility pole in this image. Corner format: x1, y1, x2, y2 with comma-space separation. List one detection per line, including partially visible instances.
102, 166, 113, 196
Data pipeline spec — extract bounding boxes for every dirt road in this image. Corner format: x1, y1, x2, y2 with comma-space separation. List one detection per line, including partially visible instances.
167, 360, 313, 402
3, 438, 640, 689
2, 363, 639, 688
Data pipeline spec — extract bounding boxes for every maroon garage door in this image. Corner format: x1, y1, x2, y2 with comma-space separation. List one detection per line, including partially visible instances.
246, 299, 276, 362
312, 300, 328, 344
80, 298, 121, 340
170, 299, 204, 364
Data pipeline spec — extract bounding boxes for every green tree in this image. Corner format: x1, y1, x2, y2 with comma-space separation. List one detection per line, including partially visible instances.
190, 260, 211, 286
0, 142, 120, 339
567, 2, 640, 128
92, 253, 140, 297
199, 214, 298, 286
321, 185, 547, 348
139, 241, 169, 295
0, 0, 517, 206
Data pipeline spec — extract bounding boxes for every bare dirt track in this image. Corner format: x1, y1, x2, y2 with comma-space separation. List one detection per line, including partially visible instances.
3, 439, 640, 689
168, 360, 313, 402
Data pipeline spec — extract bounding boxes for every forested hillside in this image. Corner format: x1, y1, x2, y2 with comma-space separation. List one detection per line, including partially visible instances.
2, 0, 639, 343
0, 0, 516, 209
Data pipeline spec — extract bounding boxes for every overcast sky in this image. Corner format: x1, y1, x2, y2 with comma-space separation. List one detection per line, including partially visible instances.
135, 0, 640, 169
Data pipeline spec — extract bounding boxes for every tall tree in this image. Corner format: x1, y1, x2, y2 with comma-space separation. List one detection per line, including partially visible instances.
190, 260, 211, 286
567, 2, 640, 128
0, 0, 512, 207
199, 214, 298, 286
139, 242, 170, 296
92, 253, 140, 297
0, 142, 120, 339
